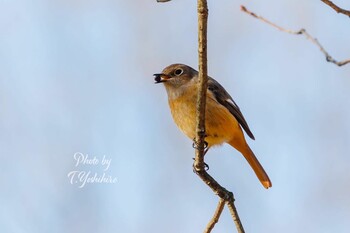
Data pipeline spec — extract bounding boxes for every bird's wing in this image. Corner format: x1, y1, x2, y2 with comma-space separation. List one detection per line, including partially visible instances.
207, 77, 255, 140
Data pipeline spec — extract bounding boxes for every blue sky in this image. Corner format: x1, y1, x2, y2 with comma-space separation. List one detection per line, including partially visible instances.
1, 0, 350, 232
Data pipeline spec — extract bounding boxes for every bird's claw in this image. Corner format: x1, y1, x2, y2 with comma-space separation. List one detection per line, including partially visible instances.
192, 158, 209, 173
192, 138, 208, 150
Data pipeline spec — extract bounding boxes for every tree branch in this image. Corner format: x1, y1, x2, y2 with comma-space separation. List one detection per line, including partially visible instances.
321, 0, 350, 17
227, 200, 245, 232
195, 167, 245, 233
205, 198, 225, 232
156, 1, 246, 232
241, 5, 350, 67
195, 2, 245, 232
194, 0, 208, 173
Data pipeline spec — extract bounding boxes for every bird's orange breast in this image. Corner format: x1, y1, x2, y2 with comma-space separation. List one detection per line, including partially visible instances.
168, 90, 244, 147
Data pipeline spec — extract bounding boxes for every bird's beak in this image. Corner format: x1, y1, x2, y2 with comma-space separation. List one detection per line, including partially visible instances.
154, 73, 171, 84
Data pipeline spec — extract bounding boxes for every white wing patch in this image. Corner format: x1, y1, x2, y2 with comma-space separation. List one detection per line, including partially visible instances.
226, 99, 238, 108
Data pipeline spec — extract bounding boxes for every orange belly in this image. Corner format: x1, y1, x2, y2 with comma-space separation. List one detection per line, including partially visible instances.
168, 91, 244, 147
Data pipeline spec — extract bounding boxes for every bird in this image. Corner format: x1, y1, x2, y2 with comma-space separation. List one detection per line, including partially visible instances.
154, 63, 272, 189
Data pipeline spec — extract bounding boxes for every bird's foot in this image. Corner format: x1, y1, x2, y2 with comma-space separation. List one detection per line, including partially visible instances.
192, 138, 208, 150
192, 158, 209, 173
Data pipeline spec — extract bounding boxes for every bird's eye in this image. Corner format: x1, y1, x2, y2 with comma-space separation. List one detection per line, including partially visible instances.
174, 68, 183, 76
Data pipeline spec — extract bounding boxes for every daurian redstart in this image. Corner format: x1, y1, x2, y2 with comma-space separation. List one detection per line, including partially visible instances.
154, 64, 272, 189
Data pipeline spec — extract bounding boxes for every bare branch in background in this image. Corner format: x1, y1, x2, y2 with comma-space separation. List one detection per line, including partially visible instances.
321, 0, 350, 17
241, 5, 350, 67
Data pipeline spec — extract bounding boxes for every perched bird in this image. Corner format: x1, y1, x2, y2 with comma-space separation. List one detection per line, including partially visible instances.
154, 64, 272, 189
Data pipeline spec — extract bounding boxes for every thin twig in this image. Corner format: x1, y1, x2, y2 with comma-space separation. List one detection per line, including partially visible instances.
205, 199, 225, 233
195, 167, 245, 233
241, 5, 350, 67
321, 0, 350, 17
227, 201, 245, 232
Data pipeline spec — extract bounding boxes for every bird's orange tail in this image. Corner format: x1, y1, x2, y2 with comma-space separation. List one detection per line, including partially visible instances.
229, 140, 272, 189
